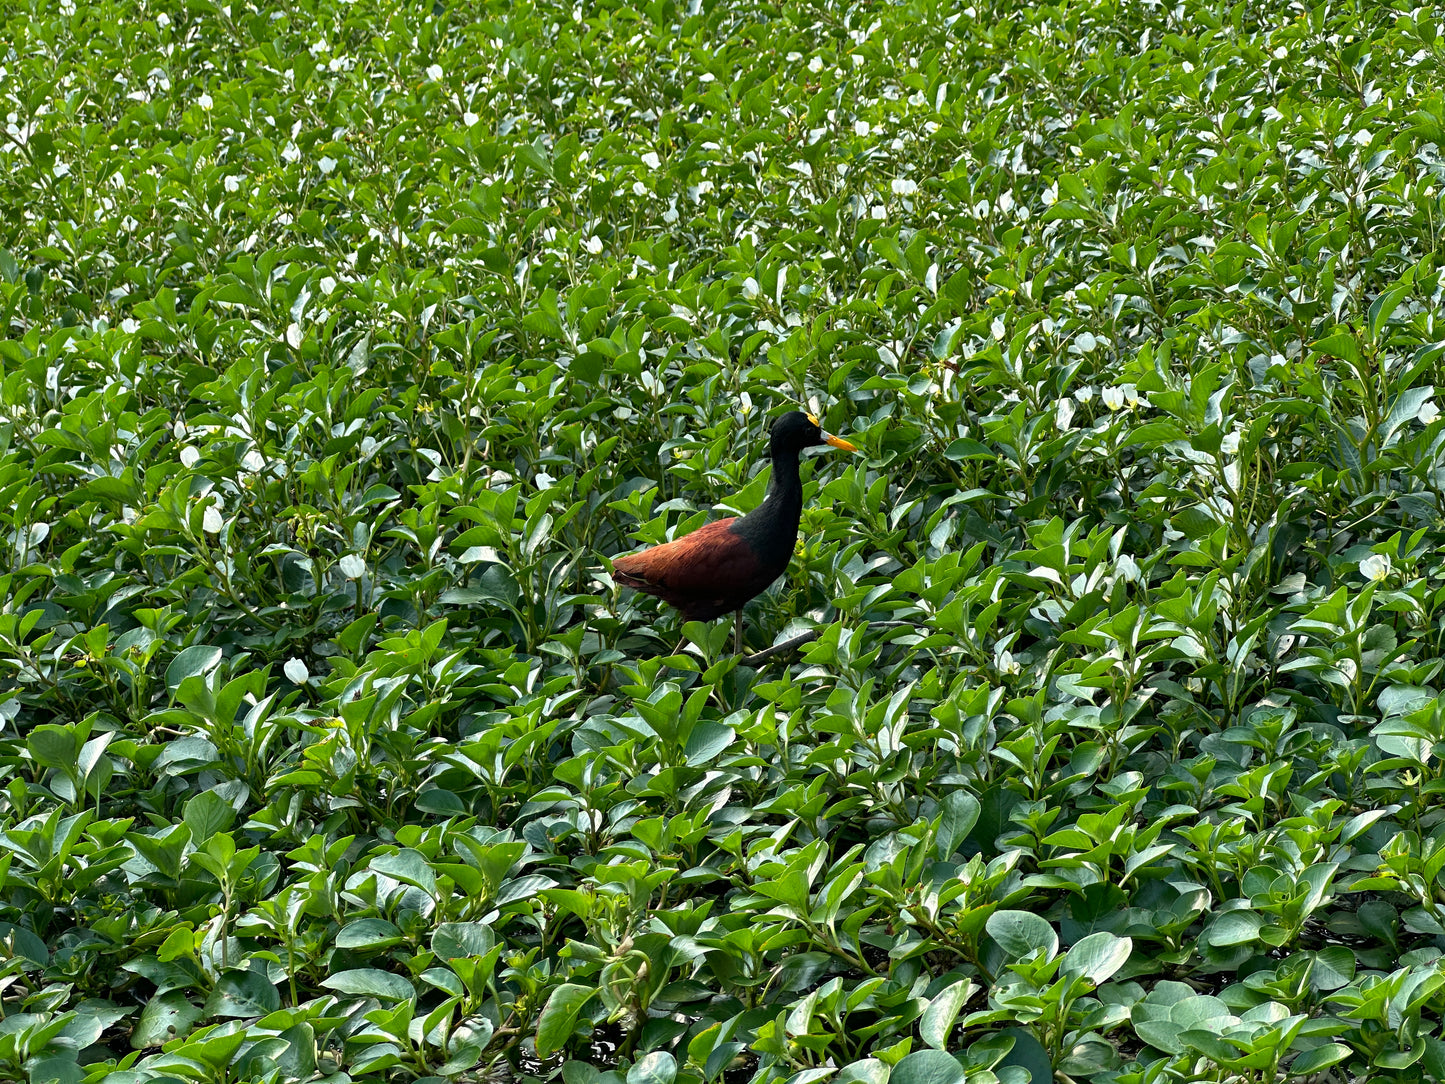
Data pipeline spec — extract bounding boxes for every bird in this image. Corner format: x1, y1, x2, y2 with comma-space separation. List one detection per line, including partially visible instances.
611, 410, 857, 655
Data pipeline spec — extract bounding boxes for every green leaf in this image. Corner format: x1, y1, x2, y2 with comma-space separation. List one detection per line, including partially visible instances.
132, 990, 205, 1048
889, 1048, 967, 1084
165, 645, 222, 692
986, 910, 1058, 959
183, 791, 235, 844
1062, 932, 1132, 984
322, 969, 417, 1001
204, 971, 281, 1017
935, 790, 980, 860
535, 984, 595, 1059
920, 979, 973, 1049
627, 1051, 676, 1084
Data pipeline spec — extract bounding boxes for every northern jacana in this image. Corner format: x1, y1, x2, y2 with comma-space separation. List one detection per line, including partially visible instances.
612, 410, 857, 654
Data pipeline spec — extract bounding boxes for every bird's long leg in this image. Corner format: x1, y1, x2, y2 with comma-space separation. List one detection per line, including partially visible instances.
734, 610, 743, 655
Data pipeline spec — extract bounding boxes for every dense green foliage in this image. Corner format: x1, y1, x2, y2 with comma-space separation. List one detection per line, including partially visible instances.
3, 0, 1445, 1080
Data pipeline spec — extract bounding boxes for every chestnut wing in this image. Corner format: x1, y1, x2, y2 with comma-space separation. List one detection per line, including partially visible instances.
612, 518, 766, 620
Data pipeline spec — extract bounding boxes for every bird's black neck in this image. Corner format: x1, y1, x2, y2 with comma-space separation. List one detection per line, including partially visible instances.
733, 447, 803, 569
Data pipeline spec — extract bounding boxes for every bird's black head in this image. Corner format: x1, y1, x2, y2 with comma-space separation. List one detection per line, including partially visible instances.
768, 410, 857, 458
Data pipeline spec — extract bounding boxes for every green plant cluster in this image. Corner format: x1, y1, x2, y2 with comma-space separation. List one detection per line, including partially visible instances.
2, 0, 1445, 1080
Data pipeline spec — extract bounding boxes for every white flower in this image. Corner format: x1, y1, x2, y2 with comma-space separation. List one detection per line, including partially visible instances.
1074, 331, 1098, 352
584, 235, 603, 254
808, 56, 823, 73
179, 446, 200, 468
1273, 45, 1288, 59
1056, 398, 1075, 431
1360, 553, 1391, 582
202, 504, 223, 534
156, 10, 169, 25
1075, 386, 1095, 404
339, 554, 366, 579
854, 120, 870, 136
283, 658, 310, 684
286, 323, 303, 349
641, 150, 660, 169
463, 111, 480, 127
198, 93, 213, 110
224, 174, 242, 192
1122, 383, 1140, 407
319, 276, 337, 295
426, 64, 444, 81
1116, 554, 1141, 583
318, 155, 337, 174
281, 141, 300, 163
995, 647, 1021, 676
990, 318, 1006, 340
120, 318, 140, 334
1102, 386, 1126, 411
741, 277, 760, 299
1353, 129, 1372, 146
1221, 429, 1242, 455
870, 204, 887, 219
891, 177, 918, 195
632, 181, 647, 196
662, 205, 679, 224
1419, 399, 1440, 425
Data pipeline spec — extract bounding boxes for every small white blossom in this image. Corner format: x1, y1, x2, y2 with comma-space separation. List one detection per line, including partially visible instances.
318, 155, 337, 174
641, 150, 660, 169
1102, 386, 1126, 411
584, 235, 603, 254
319, 276, 337, 295
990, 318, 1006, 340
464, 111, 479, 126
891, 177, 918, 195
1116, 554, 1141, 583
632, 180, 647, 196
198, 93, 213, 110
854, 120, 870, 136
1074, 331, 1098, 352
339, 554, 366, 579
808, 56, 824, 73
426, 64, 444, 81
179, 446, 200, 468
1075, 386, 1095, 404
283, 659, 310, 684
286, 323, 303, 349
202, 504, 224, 534
281, 141, 300, 163
224, 174, 242, 192
1360, 553, 1391, 582
1221, 429, 1242, 455
1419, 400, 1440, 425
741, 277, 760, 299
120, 318, 140, 334
1352, 129, 1372, 146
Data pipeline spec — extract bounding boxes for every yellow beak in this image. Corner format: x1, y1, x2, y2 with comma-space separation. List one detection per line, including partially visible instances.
807, 412, 858, 452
